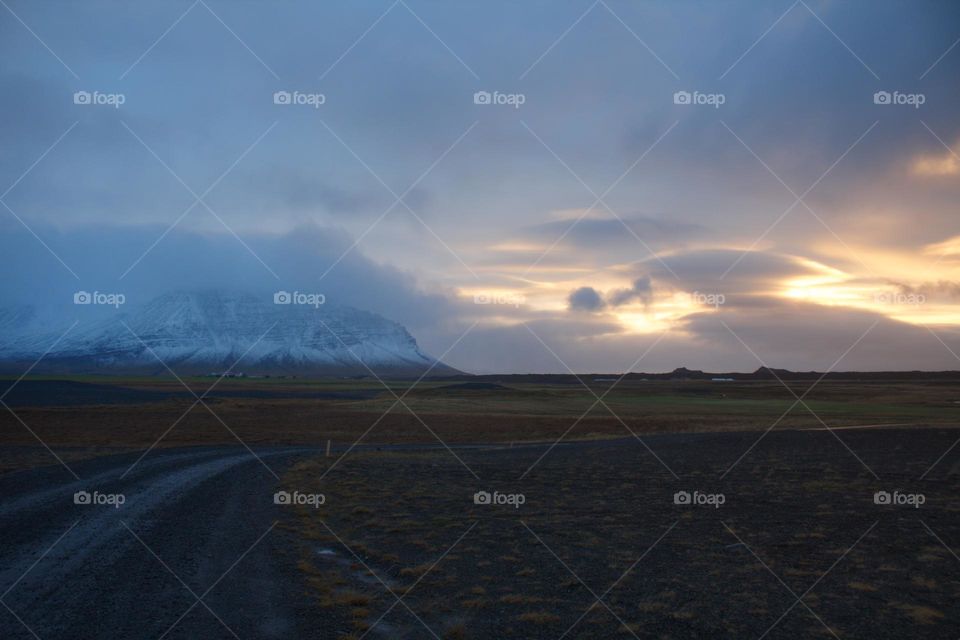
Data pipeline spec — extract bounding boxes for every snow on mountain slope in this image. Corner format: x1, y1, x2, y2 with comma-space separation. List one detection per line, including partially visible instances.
0, 291, 456, 376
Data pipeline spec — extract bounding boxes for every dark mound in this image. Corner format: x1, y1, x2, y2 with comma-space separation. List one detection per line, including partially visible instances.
425, 382, 513, 393
203, 388, 381, 401
0, 380, 185, 407
0, 379, 383, 407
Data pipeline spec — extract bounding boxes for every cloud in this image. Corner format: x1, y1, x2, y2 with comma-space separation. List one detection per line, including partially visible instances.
568, 286, 605, 312
893, 280, 960, 302
609, 276, 653, 307
440, 297, 960, 374
0, 223, 457, 337
623, 249, 838, 304
912, 148, 960, 177
245, 168, 384, 216
679, 299, 960, 371
523, 215, 706, 252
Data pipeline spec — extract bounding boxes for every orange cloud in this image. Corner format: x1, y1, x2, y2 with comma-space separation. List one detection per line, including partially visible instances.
911, 148, 960, 177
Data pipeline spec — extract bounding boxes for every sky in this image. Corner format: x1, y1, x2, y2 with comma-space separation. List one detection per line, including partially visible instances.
2, 0, 960, 373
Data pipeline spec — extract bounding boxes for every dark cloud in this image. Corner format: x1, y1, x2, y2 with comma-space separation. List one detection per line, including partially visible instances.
894, 280, 960, 302
626, 249, 821, 301
679, 299, 960, 372
609, 276, 653, 307
0, 223, 457, 336
523, 215, 706, 252
568, 287, 605, 312
246, 168, 383, 216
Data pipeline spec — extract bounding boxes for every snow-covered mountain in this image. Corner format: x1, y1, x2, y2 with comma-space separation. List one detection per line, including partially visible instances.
0, 291, 456, 377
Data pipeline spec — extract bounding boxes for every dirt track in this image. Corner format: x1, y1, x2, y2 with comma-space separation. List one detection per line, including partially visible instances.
0, 447, 312, 639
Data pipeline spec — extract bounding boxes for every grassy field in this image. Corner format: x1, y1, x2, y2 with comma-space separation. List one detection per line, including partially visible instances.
1, 376, 958, 473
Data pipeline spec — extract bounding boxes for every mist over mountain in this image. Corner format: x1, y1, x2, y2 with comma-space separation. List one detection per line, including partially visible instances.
0, 290, 456, 377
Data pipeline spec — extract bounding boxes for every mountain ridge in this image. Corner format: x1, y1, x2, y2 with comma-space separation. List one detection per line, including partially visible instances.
0, 290, 457, 377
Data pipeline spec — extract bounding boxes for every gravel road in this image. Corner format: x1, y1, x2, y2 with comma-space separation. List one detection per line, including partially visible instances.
0, 446, 315, 640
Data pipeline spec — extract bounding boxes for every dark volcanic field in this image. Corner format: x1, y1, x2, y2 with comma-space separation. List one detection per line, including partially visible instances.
0, 428, 958, 639
0, 378, 959, 638
281, 428, 960, 639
